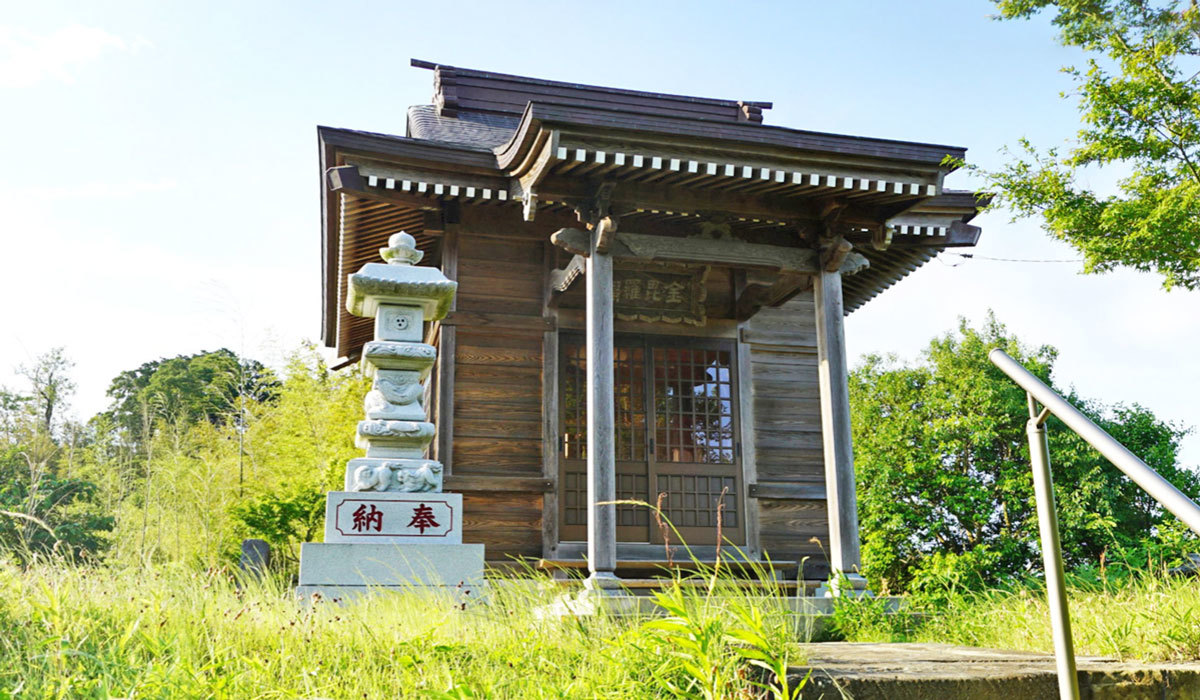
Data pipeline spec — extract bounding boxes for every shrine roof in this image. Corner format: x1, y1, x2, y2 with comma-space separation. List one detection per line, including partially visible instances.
319, 61, 989, 359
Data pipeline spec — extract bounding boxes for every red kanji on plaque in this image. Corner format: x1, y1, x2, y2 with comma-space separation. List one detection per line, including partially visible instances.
352, 504, 383, 532
407, 503, 439, 534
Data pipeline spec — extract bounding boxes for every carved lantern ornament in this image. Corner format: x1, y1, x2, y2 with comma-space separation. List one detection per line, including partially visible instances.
343, 231, 456, 493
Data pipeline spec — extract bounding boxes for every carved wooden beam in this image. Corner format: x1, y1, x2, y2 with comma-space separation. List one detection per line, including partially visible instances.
551, 228, 591, 257
947, 220, 982, 246
818, 198, 847, 231
735, 270, 810, 320
886, 220, 983, 248
327, 165, 441, 212
516, 136, 558, 222
522, 191, 539, 221
552, 228, 823, 273
822, 238, 853, 272
540, 176, 898, 229
549, 254, 587, 294
870, 224, 892, 251
593, 215, 618, 254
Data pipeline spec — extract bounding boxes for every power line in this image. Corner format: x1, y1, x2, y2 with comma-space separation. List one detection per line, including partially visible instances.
946, 253, 1084, 264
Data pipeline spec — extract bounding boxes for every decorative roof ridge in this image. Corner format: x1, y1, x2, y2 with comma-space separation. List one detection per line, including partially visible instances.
410, 58, 772, 111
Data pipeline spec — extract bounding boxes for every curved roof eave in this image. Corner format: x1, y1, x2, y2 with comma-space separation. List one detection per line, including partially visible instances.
494, 101, 967, 173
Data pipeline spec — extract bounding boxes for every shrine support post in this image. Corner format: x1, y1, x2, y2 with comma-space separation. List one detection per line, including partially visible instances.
814, 268, 867, 594
585, 238, 619, 590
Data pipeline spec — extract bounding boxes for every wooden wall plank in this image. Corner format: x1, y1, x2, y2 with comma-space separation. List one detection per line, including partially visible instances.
454, 381, 540, 403
758, 498, 830, 579
456, 294, 544, 316
756, 430, 824, 450
455, 343, 541, 368
454, 436, 541, 461
458, 259, 544, 283
455, 331, 543, 350
463, 492, 543, 560
455, 400, 541, 422
455, 364, 542, 383
445, 475, 553, 492
458, 237, 545, 264
449, 232, 550, 560
455, 418, 543, 440
743, 290, 828, 566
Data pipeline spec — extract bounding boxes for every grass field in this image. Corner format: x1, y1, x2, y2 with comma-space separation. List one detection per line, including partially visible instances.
0, 561, 807, 699
4, 559, 1199, 699
828, 570, 1200, 662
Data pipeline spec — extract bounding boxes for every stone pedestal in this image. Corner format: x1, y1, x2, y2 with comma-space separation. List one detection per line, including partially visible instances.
296, 543, 485, 601
296, 231, 484, 601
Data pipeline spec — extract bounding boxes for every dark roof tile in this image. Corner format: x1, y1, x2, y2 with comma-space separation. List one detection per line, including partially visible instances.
406, 105, 517, 149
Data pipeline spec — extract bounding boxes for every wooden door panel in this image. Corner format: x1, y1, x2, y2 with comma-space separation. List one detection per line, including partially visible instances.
557, 334, 744, 547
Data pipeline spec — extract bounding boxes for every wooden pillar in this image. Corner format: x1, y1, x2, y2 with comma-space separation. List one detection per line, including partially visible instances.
541, 241, 560, 559
585, 242, 619, 588
436, 229, 458, 474
813, 269, 865, 590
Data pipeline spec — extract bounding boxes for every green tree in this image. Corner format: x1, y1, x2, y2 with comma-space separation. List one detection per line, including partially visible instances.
850, 314, 1196, 591
104, 348, 278, 443
0, 350, 111, 563
17, 348, 75, 436
984, 0, 1200, 289
229, 344, 366, 568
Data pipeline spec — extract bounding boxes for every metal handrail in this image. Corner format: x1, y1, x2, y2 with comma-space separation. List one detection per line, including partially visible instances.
989, 349, 1200, 700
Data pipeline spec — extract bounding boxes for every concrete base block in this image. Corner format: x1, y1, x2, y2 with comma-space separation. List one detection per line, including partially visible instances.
295, 583, 483, 606
297, 542, 484, 591
533, 590, 901, 626
816, 572, 872, 598
534, 590, 649, 618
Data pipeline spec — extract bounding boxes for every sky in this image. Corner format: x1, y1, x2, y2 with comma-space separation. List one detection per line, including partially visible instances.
0, 1, 1196, 464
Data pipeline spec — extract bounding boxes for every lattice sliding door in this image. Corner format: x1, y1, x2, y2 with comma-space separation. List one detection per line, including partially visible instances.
558, 334, 743, 546
650, 344, 743, 545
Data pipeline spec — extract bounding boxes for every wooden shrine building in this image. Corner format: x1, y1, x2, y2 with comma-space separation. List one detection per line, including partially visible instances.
318, 60, 985, 586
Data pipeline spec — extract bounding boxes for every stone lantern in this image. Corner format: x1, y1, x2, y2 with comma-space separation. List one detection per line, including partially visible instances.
297, 232, 485, 600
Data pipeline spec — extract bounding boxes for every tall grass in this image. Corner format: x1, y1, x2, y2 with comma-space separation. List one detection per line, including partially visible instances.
830, 569, 1200, 662
0, 558, 809, 699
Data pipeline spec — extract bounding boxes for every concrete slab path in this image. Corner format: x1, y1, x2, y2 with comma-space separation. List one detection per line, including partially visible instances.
789, 643, 1200, 699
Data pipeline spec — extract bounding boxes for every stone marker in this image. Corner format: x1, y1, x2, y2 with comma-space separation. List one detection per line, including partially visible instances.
296, 232, 484, 601
239, 538, 271, 576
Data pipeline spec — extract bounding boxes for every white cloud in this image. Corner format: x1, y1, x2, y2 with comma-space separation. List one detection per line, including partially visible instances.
0, 25, 138, 89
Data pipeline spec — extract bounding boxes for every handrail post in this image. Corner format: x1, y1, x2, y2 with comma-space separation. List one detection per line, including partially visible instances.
1026, 395, 1080, 700
989, 347, 1200, 700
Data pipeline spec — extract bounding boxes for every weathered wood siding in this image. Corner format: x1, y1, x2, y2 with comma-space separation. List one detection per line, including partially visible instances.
745, 291, 830, 578
450, 233, 545, 561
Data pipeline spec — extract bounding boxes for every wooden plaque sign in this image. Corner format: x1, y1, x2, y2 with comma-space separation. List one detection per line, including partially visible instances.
613, 264, 708, 326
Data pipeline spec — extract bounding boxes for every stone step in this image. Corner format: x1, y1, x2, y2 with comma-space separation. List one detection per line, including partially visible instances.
547, 577, 820, 594
789, 643, 1200, 699
534, 558, 799, 574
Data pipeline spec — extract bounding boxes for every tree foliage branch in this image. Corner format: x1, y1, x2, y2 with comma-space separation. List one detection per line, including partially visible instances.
980, 0, 1200, 289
